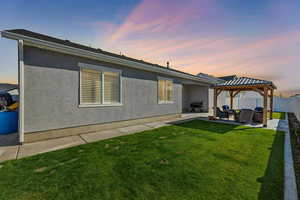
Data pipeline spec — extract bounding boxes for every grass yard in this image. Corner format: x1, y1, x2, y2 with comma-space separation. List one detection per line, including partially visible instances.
271, 112, 286, 120
0, 120, 284, 200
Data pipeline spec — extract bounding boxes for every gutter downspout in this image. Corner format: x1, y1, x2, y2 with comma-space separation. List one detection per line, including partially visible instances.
18, 40, 24, 144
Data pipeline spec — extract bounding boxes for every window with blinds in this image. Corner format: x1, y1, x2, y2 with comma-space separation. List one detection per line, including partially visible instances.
80, 68, 121, 105
166, 80, 173, 102
158, 80, 166, 103
158, 78, 173, 103
104, 72, 120, 103
80, 69, 102, 104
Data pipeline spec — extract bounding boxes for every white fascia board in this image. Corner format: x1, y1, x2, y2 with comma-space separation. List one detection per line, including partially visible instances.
1, 30, 214, 84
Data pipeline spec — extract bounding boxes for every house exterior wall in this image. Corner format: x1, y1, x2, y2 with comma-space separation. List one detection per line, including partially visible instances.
23, 46, 184, 133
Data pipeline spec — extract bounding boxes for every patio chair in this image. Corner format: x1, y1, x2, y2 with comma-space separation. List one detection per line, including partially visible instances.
222, 105, 230, 111
237, 109, 255, 124
254, 107, 263, 112
253, 107, 263, 123
216, 107, 229, 119
222, 105, 235, 116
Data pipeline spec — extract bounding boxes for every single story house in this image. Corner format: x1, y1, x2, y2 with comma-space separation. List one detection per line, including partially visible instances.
1, 29, 217, 143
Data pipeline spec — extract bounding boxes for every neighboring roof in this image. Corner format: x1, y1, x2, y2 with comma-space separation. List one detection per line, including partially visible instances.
197, 73, 223, 83
218, 75, 237, 81
0, 83, 18, 92
290, 94, 300, 98
215, 76, 276, 89
1, 29, 215, 84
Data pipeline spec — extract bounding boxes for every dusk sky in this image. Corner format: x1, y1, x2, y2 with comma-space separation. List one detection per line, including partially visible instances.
0, 0, 299, 95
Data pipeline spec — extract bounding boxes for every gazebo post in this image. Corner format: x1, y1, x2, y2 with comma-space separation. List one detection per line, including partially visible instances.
263, 87, 268, 127
270, 88, 274, 119
213, 88, 218, 118
229, 91, 234, 109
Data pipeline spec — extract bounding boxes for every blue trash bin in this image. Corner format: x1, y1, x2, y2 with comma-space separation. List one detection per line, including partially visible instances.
0, 111, 18, 134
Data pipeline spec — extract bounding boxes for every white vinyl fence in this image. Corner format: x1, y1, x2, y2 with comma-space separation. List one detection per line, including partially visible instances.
274, 97, 300, 121
208, 89, 265, 112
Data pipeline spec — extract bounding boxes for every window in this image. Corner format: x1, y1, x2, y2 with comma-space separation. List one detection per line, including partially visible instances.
104, 72, 120, 104
166, 80, 173, 102
80, 69, 102, 104
79, 63, 121, 106
158, 77, 173, 103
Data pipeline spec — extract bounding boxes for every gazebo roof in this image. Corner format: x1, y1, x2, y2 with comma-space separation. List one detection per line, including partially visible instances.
214, 76, 276, 89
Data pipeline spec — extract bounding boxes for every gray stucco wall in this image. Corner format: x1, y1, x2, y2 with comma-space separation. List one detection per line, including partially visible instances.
182, 85, 209, 112
23, 46, 183, 133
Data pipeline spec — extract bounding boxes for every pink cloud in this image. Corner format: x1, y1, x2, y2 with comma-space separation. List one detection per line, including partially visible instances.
175, 30, 300, 66
88, 0, 300, 92
108, 0, 213, 42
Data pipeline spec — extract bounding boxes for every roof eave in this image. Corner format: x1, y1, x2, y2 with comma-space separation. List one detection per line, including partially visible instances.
1, 30, 215, 85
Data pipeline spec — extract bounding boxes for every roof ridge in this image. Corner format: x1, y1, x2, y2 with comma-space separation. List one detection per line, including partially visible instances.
3, 29, 215, 82
239, 76, 270, 81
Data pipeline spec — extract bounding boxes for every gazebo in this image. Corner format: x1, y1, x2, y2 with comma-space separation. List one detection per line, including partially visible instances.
213, 77, 277, 127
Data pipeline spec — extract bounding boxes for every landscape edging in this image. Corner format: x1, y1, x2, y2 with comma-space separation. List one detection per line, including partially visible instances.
285, 113, 298, 200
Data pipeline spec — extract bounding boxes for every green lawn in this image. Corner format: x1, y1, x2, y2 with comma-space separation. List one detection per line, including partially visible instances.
272, 112, 286, 120
0, 120, 284, 200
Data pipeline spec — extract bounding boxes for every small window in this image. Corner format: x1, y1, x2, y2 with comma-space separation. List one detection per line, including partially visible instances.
79, 63, 121, 106
158, 77, 173, 104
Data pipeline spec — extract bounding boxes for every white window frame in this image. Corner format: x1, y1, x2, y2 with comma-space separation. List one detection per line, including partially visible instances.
78, 62, 122, 107
157, 76, 174, 104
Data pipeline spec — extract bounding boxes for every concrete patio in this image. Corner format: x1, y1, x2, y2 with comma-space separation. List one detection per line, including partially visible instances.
0, 112, 286, 163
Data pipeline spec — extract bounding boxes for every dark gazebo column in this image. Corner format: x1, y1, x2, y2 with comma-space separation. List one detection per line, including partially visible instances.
229, 91, 234, 109
213, 88, 218, 117
270, 89, 274, 119
213, 88, 222, 117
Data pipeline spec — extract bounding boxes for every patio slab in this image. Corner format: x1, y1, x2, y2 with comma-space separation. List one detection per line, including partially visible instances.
0, 133, 19, 147
80, 129, 124, 143
18, 136, 85, 158
0, 145, 19, 163
145, 121, 170, 129
118, 124, 151, 134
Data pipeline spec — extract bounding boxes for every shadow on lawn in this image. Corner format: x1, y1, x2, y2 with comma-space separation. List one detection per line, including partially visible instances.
257, 129, 284, 200
172, 119, 258, 134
